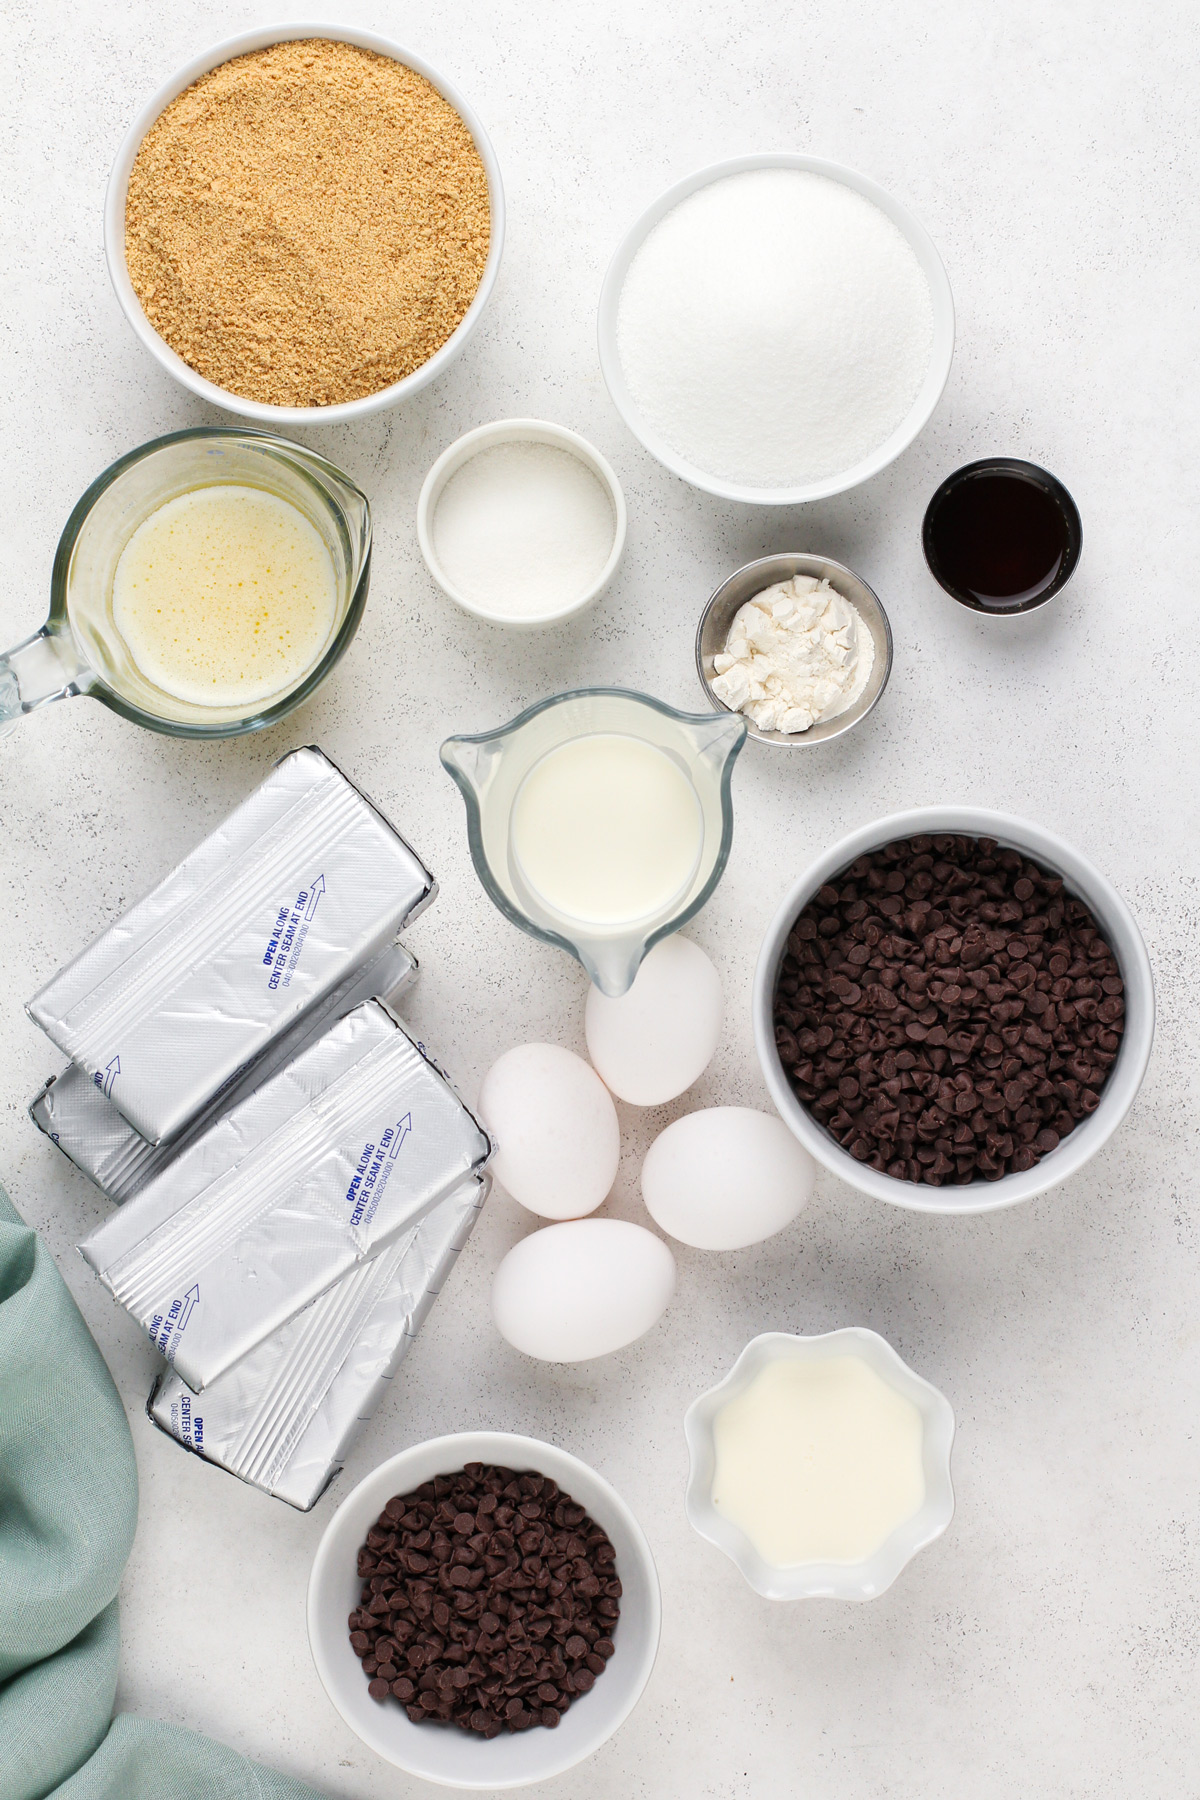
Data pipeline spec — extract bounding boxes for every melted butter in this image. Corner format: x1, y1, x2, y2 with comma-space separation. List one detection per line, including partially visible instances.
112, 485, 338, 708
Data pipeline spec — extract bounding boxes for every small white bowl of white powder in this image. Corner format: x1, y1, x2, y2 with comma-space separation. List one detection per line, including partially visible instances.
417, 418, 626, 626
599, 154, 954, 504
697, 553, 893, 746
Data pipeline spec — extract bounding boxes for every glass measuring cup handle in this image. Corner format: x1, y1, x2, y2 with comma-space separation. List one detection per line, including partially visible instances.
0, 624, 88, 737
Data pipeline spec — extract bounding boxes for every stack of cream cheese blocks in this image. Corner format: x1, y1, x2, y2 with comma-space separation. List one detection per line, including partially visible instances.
27, 746, 493, 1510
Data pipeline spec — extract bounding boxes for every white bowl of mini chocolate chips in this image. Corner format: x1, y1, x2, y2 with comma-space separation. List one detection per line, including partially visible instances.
753, 808, 1155, 1214
307, 1432, 661, 1787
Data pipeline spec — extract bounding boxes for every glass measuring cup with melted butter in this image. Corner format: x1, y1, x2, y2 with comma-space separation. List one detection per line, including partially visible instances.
0, 427, 370, 739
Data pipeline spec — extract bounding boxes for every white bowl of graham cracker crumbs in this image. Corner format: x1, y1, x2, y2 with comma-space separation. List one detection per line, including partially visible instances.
104, 25, 505, 424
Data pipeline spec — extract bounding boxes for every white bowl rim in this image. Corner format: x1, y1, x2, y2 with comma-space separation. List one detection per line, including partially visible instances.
683, 1328, 955, 1602
597, 151, 955, 505
104, 20, 506, 425
415, 417, 629, 626
753, 805, 1156, 1213
306, 1429, 662, 1789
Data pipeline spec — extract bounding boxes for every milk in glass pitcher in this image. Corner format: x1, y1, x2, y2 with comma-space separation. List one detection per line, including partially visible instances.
442, 688, 747, 995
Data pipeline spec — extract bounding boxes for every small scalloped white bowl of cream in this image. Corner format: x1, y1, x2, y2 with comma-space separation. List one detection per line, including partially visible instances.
684, 1330, 955, 1601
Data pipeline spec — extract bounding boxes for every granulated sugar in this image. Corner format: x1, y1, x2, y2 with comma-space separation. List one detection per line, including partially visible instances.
431, 442, 616, 621
616, 169, 934, 489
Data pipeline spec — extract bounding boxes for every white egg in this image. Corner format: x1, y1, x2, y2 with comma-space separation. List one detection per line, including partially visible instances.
477, 1043, 620, 1220
640, 1108, 815, 1250
492, 1218, 676, 1361
585, 935, 723, 1106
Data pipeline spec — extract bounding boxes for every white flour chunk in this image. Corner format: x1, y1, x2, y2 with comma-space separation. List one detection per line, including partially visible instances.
711, 575, 875, 735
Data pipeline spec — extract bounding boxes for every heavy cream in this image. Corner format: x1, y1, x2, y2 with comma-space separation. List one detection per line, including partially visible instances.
112, 484, 338, 708
711, 1353, 925, 1565
509, 733, 703, 925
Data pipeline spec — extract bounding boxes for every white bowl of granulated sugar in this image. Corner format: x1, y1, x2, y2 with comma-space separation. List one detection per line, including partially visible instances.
416, 419, 627, 627
598, 153, 954, 505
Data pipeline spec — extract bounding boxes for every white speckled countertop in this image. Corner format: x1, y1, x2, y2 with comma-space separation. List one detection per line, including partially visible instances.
1, 3, 1196, 1795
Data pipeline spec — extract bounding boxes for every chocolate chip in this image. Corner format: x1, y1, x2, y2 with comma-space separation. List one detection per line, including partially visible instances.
775, 836, 1124, 1185
350, 1464, 618, 1738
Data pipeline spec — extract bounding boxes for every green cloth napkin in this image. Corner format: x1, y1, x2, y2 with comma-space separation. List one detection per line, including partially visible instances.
0, 1189, 331, 1800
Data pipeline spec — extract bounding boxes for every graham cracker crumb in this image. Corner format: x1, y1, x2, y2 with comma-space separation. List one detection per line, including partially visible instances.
125, 39, 491, 407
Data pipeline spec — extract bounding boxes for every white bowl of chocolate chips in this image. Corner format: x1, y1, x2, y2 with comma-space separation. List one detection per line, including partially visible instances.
307, 1431, 661, 1787
754, 807, 1154, 1214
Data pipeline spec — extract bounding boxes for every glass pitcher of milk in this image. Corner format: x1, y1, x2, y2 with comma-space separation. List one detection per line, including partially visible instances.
0, 427, 371, 739
441, 689, 747, 994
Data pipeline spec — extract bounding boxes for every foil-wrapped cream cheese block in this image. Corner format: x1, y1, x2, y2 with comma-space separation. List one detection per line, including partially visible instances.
29, 940, 418, 1204
79, 999, 492, 1392
28, 746, 435, 1145
148, 1173, 488, 1511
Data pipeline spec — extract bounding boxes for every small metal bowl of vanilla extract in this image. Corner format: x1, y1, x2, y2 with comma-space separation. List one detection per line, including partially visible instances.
922, 458, 1082, 615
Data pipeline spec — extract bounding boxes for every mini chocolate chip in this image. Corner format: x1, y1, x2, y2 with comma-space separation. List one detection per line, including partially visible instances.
774, 836, 1122, 1185
351, 1466, 618, 1738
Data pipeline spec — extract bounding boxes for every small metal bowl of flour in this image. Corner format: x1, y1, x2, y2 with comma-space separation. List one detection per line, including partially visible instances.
696, 554, 893, 747
417, 419, 627, 627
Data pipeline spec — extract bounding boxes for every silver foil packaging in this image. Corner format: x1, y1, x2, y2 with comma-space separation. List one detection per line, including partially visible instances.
79, 999, 492, 1391
29, 940, 418, 1204
147, 1173, 488, 1511
28, 746, 435, 1145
